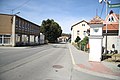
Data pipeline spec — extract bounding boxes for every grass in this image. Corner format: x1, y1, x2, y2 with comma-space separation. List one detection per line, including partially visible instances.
103, 54, 120, 63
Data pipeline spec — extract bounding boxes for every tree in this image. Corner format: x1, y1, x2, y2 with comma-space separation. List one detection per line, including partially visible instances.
40, 19, 62, 43
75, 36, 81, 43
80, 36, 89, 51
80, 36, 89, 45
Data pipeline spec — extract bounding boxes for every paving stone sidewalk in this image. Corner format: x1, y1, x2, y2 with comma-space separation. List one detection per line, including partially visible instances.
68, 43, 120, 78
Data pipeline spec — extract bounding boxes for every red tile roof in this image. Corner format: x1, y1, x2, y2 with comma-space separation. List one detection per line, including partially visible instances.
103, 24, 119, 31
89, 16, 103, 24
115, 14, 119, 20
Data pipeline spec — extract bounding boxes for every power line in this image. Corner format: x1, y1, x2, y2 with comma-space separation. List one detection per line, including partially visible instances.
100, 2, 105, 18
11, 0, 31, 14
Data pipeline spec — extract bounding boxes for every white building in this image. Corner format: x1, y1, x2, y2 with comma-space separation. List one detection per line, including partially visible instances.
103, 10, 120, 53
71, 20, 90, 43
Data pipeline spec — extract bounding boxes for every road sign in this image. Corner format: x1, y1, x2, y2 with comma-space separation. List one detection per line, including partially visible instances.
108, 3, 120, 8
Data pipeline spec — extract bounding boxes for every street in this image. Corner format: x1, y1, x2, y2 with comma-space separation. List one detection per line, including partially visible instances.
0, 43, 114, 80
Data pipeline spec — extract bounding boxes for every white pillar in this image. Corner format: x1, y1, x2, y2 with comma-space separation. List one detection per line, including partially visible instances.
89, 37, 103, 62
89, 24, 104, 62
12, 16, 16, 47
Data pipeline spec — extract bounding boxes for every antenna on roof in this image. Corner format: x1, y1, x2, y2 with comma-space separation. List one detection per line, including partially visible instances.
96, 9, 98, 17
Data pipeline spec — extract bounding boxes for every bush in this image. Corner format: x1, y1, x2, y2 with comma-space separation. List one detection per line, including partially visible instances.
75, 36, 81, 43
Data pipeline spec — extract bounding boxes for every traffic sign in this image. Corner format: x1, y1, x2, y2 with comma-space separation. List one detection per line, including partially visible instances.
108, 3, 120, 8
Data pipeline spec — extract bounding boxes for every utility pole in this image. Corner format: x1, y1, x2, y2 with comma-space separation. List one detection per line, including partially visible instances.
99, 0, 109, 54
105, 0, 108, 54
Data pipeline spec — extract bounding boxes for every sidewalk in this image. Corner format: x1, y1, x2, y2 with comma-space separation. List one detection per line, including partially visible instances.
68, 44, 120, 79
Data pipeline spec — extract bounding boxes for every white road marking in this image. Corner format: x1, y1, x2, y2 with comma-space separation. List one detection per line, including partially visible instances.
68, 44, 76, 65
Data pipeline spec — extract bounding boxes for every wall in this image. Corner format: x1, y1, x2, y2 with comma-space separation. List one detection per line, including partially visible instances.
0, 14, 12, 34
71, 21, 90, 43
103, 36, 120, 53
89, 38, 102, 62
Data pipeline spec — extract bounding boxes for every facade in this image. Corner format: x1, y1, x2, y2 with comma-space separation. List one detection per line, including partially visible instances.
40, 33, 45, 44
0, 14, 41, 46
57, 36, 68, 42
103, 10, 120, 53
71, 20, 90, 43
70, 10, 120, 53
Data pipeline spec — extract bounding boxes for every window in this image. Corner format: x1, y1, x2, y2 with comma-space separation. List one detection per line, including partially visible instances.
77, 30, 80, 35
15, 19, 19, 26
108, 16, 114, 22
0, 38, 2, 44
4, 35, 11, 37
4, 35, 11, 44
4, 38, 10, 44
111, 17, 114, 22
109, 18, 111, 21
83, 31, 86, 36
0, 35, 11, 44
82, 24, 85, 26
0, 35, 3, 44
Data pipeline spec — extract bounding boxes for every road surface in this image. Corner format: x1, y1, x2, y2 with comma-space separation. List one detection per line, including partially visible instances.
0, 43, 113, 80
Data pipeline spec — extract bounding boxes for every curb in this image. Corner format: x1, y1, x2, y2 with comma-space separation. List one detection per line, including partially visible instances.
68, 44, 120, 79
74, 64, 120, 79
0, 47, 29, 49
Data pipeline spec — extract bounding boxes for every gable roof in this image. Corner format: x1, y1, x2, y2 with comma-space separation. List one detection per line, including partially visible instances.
103, 10, 119, 31
109, 10, 119, 20
71, 20, 89, 30
104, 10, 119, 23
89, 16, 104, 24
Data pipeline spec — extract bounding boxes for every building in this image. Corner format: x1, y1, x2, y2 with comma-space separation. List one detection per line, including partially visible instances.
0, 14, 41, 46
71, 10, 120, 53
57, 36, 69, 42
40, 33, 45, 44
87, 10, 120, 53
71, 20, 90, 43
103, 10, 120, 53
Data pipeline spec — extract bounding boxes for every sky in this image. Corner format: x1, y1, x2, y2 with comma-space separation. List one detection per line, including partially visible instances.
0, 0, 120, 33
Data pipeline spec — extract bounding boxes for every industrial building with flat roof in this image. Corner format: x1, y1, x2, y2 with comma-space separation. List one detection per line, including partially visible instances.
0, 14, 41, 46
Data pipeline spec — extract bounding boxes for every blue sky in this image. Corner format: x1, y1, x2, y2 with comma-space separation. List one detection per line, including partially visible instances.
0, 0, 119, 33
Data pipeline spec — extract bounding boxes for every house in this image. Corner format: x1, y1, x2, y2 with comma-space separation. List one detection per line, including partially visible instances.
71, 10, 120, 53
0, 14, 42, 46
58, 36, 69, 42
71, 20, 90, 43
103, 10, 120, 53
86, 10, 120, 53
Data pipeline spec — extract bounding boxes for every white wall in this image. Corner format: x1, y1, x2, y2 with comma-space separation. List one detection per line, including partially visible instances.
90, 27, 102, 36
89, 38, 102, 62
71, 21, 90, 43
103, 36, 120, 53
40, 33, 45, 44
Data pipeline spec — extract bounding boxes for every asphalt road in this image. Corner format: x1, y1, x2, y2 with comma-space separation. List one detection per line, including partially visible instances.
0, 43, 114, 80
